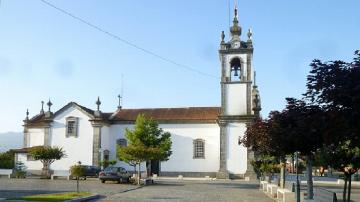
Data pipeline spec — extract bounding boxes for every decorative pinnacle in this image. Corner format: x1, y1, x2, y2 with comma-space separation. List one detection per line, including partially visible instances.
117, 94, 122, 109
96, 96, 101, 111
40, 101, 45, 114
234, 5, 238, 18
26, 109, 29, 120
47, 99, 53, 112
221, 31, 225, 42
247, 28, 253, 41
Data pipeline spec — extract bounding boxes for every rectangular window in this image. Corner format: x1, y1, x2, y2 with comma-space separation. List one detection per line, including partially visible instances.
193, 139, 205, 159
66, 117, 78, 137
116, 138, 127, 147
116, 138, 127, 159
27, 154, 35, 161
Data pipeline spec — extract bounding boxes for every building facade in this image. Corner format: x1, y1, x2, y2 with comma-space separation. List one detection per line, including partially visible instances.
12, 7, 261, 179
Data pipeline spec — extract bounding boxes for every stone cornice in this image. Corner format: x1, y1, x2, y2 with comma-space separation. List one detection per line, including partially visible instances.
219, 48, 253, 55
110, 119, 218, 125
218, 115, 255, 123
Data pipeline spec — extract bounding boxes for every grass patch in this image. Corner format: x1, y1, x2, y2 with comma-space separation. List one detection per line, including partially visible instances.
9, 192, 91, 202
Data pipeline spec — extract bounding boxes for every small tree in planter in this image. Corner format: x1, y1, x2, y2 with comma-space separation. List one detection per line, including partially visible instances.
14, 161, 27, 178
30, 146, 66, 178
70, 162, 86, 193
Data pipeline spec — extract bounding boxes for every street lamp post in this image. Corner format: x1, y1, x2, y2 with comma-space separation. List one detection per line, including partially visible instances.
295, 151, 300, 202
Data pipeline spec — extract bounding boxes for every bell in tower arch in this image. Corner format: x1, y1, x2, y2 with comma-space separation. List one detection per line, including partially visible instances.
230, 57, 241, 81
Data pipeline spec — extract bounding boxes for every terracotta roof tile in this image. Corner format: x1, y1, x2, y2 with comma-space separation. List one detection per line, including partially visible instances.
111, 107, 220, 122
10, 146, 44, 153
26, 102, 220, 125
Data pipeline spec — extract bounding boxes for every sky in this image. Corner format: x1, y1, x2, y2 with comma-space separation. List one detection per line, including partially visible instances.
0, 0, 359, 133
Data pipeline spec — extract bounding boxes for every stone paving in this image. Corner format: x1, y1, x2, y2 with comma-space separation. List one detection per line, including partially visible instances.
0, 178, 136, 199
0, 178, 272, 202
102, 180, 273, 202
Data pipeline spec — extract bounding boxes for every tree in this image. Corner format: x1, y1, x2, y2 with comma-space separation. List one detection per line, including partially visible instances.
305, 51, 360, 202
243, 99, 326, 199
70, 162, 85, 193
117, 114, 172, 185
117, 144, 137, 174
30, 146, 66, 178
317, 142, 360, 202
251, 155, 280, 183
0, 151, 15, 169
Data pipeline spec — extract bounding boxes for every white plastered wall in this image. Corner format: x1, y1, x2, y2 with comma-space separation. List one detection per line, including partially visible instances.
225, 83, 247, 115
50, 107, 94, 170
17, 153, 43, 171
109, 123, 220, 173
28, 128, 44, 147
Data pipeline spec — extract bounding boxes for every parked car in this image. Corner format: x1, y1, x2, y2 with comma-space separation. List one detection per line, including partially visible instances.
99, 166, 131, 183
70, 165, 101, 180
83, 165, 101, 178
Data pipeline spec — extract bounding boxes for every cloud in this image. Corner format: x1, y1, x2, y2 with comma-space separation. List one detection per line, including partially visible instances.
55, 59, 74, 79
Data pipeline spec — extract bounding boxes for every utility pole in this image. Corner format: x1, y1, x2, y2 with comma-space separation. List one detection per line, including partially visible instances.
296, 151, 301, 202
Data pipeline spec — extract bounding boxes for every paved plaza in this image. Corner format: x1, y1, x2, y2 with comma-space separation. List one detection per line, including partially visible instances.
0, 178, 272, 202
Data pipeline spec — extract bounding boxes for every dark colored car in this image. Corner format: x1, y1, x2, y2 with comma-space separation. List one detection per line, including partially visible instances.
99, 166, 131, 183
83, 165, 101, 178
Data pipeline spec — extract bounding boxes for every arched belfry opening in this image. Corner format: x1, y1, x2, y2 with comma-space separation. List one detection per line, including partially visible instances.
230, 57, 242, 81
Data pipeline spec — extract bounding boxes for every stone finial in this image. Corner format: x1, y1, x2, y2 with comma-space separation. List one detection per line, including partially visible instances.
230, 4, 241, 37
94, 97, 102, 118
96, 96, 101, 111
117, 94, 122, 110
221, 31, 225, 43
47, 99, 53, 112
40, 101, 45, 114
25, 109, 29, 121
247, 28, 253, 41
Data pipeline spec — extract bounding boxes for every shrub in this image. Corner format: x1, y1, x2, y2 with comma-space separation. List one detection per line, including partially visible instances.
0, 151, 15, 169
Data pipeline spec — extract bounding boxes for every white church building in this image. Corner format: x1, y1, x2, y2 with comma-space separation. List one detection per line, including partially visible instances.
12, 8, 261, 179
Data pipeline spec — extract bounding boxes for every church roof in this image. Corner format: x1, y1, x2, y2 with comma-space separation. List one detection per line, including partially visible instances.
111, 107, 221, 123
25, 102, 221, 126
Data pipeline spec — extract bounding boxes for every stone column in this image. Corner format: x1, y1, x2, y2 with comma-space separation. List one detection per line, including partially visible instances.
245, 147, 257, 180
44, 127, 50, 146
92, 124, 102, 166
217, 120, 229, 179
23, 127, 28, 148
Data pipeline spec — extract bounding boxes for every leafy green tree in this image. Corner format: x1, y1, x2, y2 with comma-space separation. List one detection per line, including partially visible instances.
70, 162, 85, 193
30, 146, 66, 178
317, 142, 360, 202
117, 144, 137, 174
251, 155, 280, 183
117, 114, 172, 184
0, 151, 15, 169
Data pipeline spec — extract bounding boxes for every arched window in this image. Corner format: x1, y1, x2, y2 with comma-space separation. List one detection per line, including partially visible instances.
230, 58, 242, 81
193, 139, 205, 159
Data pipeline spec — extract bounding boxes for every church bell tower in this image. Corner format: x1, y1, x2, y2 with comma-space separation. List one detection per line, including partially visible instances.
217, 6, 261, 179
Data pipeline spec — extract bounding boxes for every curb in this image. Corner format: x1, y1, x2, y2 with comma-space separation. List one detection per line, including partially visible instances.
64, 193, 100, 202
